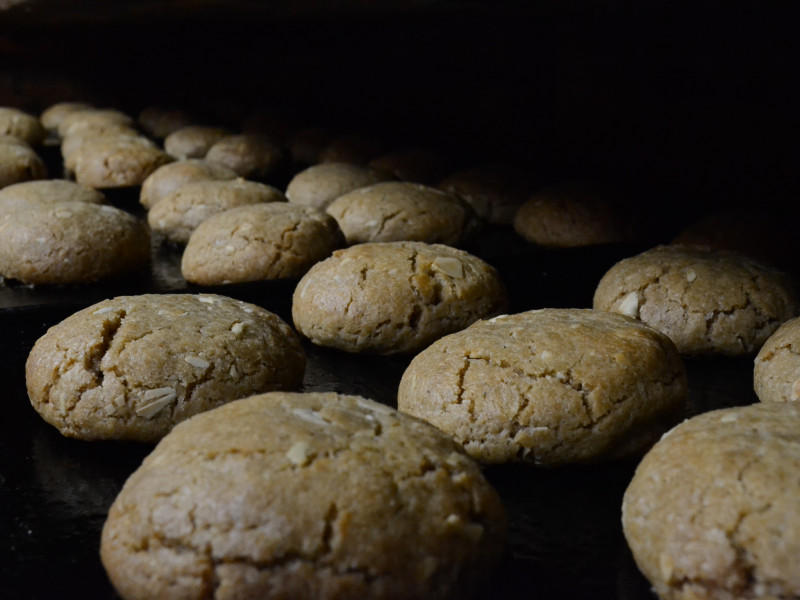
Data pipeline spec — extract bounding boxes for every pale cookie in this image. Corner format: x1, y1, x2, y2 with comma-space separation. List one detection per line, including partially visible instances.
61, 126, 142, 174
57, 108, 135, 139
398, 308, 687, 465
40, 101, 94, 134
148, 178, 286, 244
0, 137, 47, 188
163, 125, 232, 160
753, 316, 800, 403
594, 245, 799, 356
70, 134, 173, 189
139, 159, 238, 210
293, 241, 508, 355
182, 203, 345, 285
26, 294, 305, 442
100, 392, 506, 600
0, 106, 46, 146
205, 133, 285, 179
0, 179, 105, 210
0, 202, 149, 284
513, 182, 635, 247
622, 402, 800, 600
285, 162, 393, 210
326, 181, 480, 246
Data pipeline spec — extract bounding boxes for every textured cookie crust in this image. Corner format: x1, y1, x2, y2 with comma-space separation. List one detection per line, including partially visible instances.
753, 316, 800, 403
292, 241, 508, 355
437, 164, 533, 225
57, 108, 135, 139
0, 107, 46, 146
26, 294, 305, 442
286, 162, 393, 210
0, 179, 105, 209
101, 392, 506, 600
163, 125, 232, 160
513, 182, 634, 247
205, 133, 285, 179
182, 203, 345, 285
139, 159, 238, 210
398, 308, 687, 465
0, 202, 149, 284
0, 137, 47, 188
622, 402, 800, 600
594, 245, 799, 356
40, 101, 94, 133
326, 181, 479, 246
70, 134, 173, 188
148, 178, 286, 244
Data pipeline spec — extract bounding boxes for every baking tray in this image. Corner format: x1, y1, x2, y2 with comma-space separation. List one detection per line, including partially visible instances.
0, 217, 760, 598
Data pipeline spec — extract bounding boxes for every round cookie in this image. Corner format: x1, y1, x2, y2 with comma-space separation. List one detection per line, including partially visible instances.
292, 241, 508, 355
163, 125, 232, 160
0, 179, 105, 209
61, 126, 142, 173
100, 391, 506, 600
40, 101, 94, 134
182, 203, 345, 285
148, 178, 286, 244
326, 181, 480, 246
0, 137, 48, 188
438, 163, 534, 225
0, 202, 149, 284
753, 316, 800, 403
0, 106, 45, 146
622, 402, 800, 600
26, 294, 305, 442
593, 245, 799, 356
205, 133, 285, 180
285, 162, 394, 210
70, 134, 173, 189
513, 182, 635, 247
398, 308, 687, 465
57, 108, 135, 139
139, 159, 238, 210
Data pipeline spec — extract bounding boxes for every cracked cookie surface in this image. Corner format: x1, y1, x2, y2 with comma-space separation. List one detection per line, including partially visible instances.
100, 391, 507, 600
593, 245, 799, 356
753, 316, 800, 403
398, 308, 687, 465
139, 159, 238, 210
292, 241, 508, 355
26, 294, 305, 442
181, 202, 345, 285
285, 162, 393, 210
622, 402, 800, 600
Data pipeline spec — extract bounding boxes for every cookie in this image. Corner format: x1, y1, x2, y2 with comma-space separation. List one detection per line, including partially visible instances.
513, 182, 635, 247
100, 391, 506, 600
622, 402, 800, 600
182, 203, 345, 285
163, 125, 232, 160
0, 137, 48, 188
367, 149, 446, 185
287, 126, 334, 166
326, 181, 480, 246
137, 107, 193, 140
0, 106, 46, 146
753, 316, 800, 403
437, 163, 534, 225
205, 133, 285, 180
593, 245, 799, 356
292, 241, 508, 354
26, 294, 305, 442
139, 159, 238, 210
285, 162, 394, 210
57, 108, 135, 139
0, 179, 105, 209
0, 202, 149, 284
398, 308, 687, 465
60, 126, 142, 174
70, 134, 173, 189
147, 178, 286, 244
39, 101, 94, 134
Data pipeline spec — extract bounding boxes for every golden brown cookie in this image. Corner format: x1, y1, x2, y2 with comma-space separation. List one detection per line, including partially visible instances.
0, 179, 105, 209
293, 241, 508, 355
0, 136, 48, 188
147, 178, 286, 244
70, 134, 173, 189
100, 391, 506, 600
398, 308, 687, 465
285, 162, 394, 210
0, 202, 149, 284
205, 133, 285, 179
163, 125, 232, 160
57, 108, 135, 139
26, 294, 305, 442
39, 101, 94, 135
0, 106, 45, 146
139, 159, 238, 210
326, 181, 480, 246
753, 316, 800, 403
622, 402, 800, 600
593, 245, 799, 356
182, 203, 345, 285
